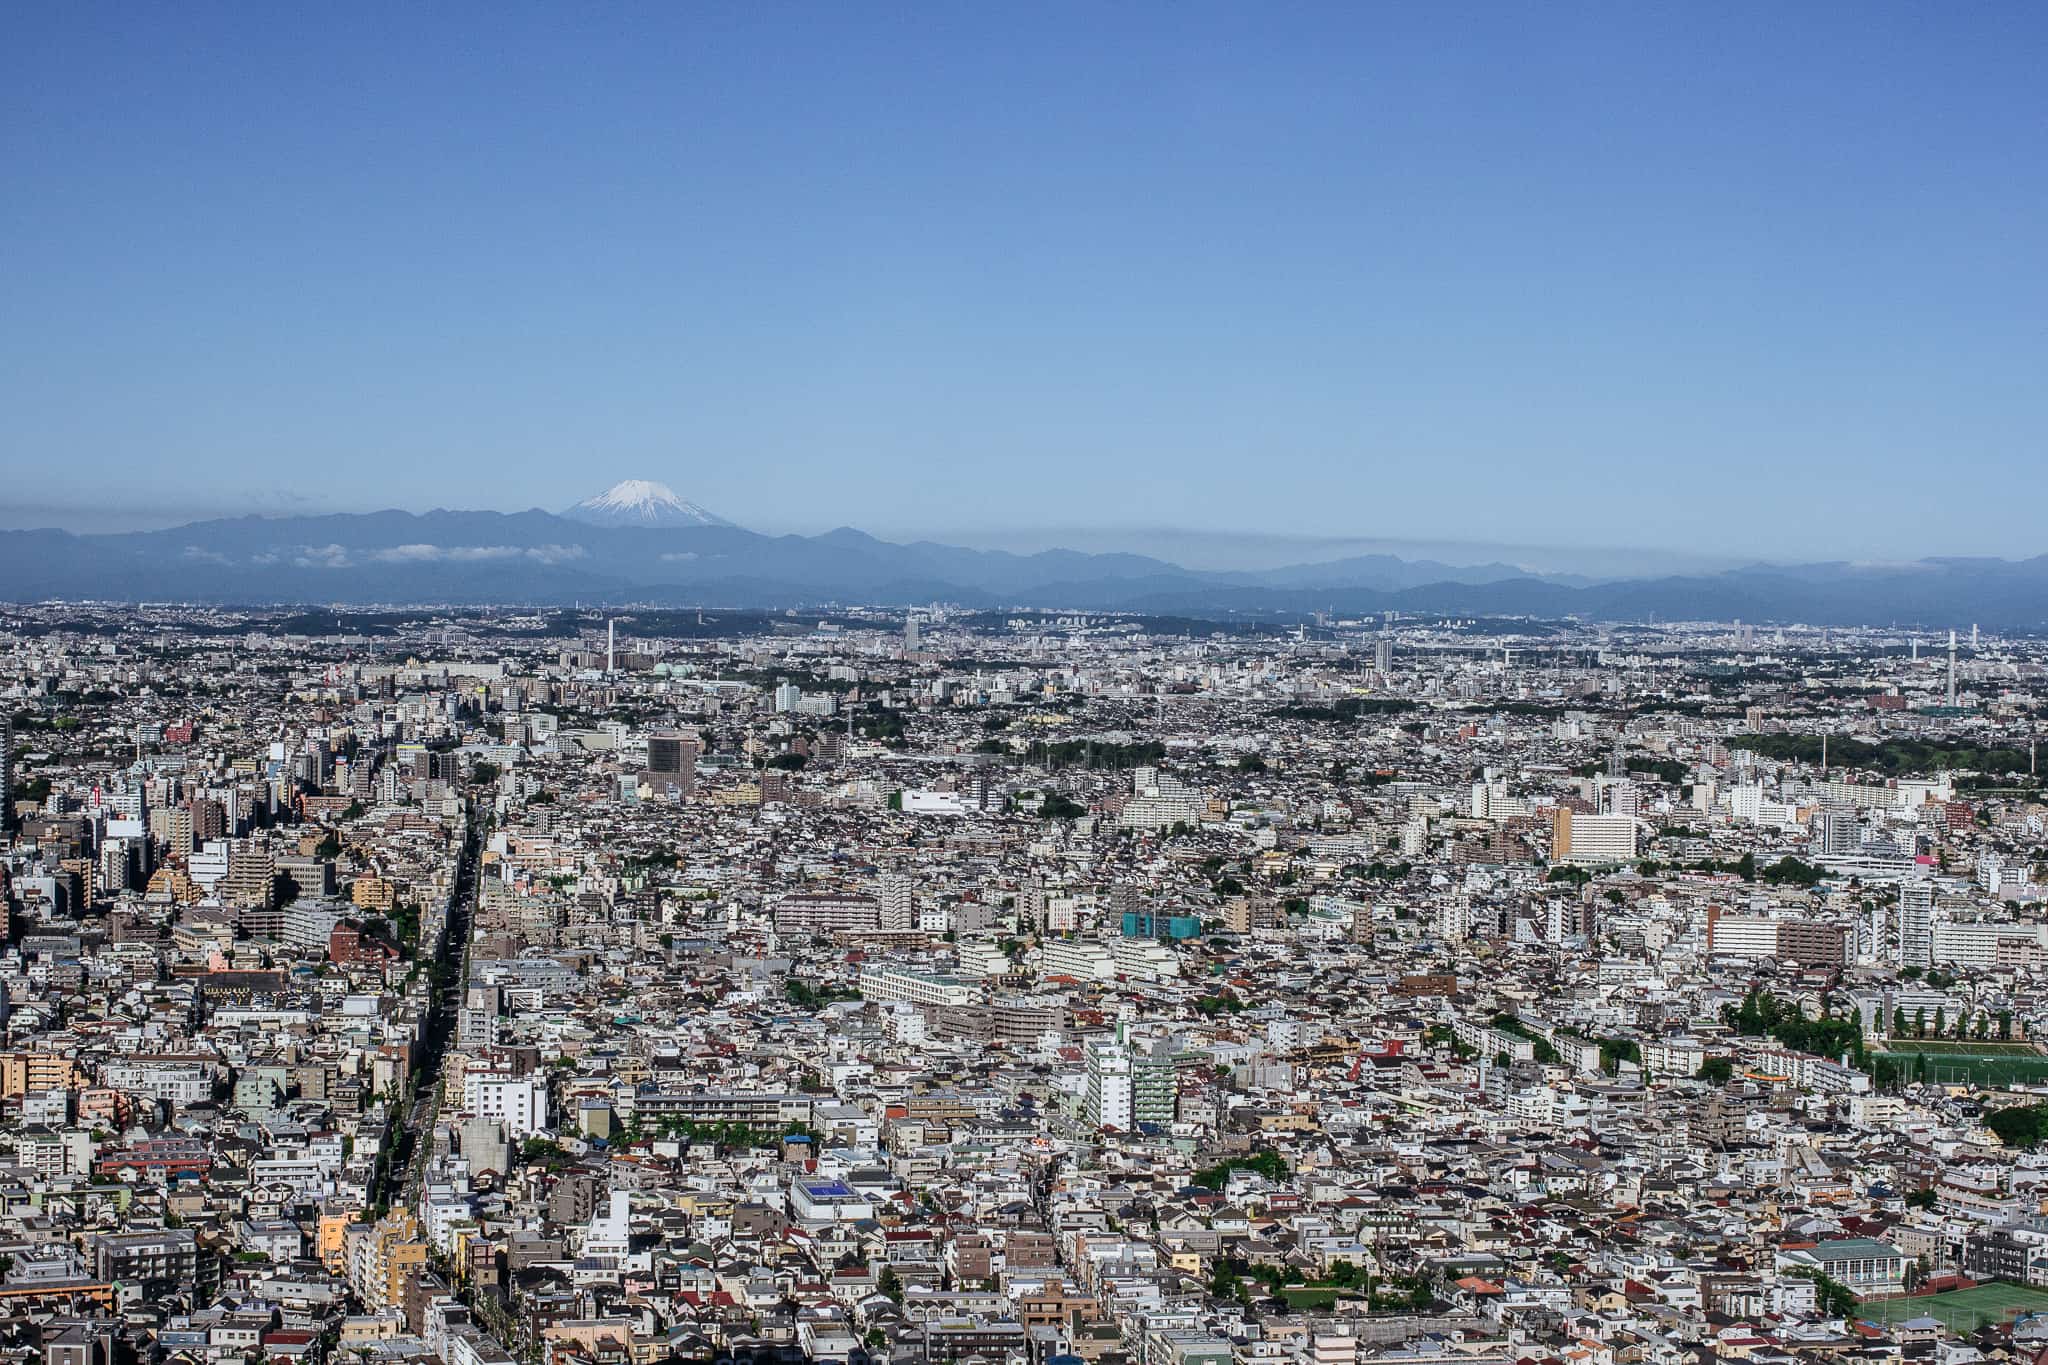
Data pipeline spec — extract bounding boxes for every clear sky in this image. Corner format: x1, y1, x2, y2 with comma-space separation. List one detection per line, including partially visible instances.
3, 4, 2044, 562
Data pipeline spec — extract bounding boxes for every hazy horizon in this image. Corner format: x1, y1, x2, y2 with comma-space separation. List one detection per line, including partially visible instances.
0, 487, 1986, 581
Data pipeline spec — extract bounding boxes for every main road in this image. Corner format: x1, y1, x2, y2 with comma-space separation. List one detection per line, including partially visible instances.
371, 807, 480, 1211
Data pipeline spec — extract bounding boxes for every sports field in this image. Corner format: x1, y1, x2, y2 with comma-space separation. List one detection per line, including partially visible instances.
1871, 1046, 2048, 1088
1859, 1282, 2048, 1334
1879, 1040, 2040, 1055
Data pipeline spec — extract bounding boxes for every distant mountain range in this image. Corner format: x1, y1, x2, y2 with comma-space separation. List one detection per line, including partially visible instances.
2, 481, 2043, 627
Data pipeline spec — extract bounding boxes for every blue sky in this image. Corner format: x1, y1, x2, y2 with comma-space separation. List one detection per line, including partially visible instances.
2, 4, 2043, 562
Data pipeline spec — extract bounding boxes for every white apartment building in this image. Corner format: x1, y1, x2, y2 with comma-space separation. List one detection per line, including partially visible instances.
463, 1073, 551, 1138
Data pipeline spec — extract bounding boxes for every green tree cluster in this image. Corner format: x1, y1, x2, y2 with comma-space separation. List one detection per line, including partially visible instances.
1038, 793, 1088, 820
1191, 1149, 1288, 1189
1792, 1268, 1859, 1317
1720, 986, 1864, 1066
1986, 1104, 2048, 1150
785, 978, 860, 1010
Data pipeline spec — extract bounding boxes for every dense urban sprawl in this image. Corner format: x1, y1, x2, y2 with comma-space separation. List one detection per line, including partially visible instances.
6, 605, 2048, 1364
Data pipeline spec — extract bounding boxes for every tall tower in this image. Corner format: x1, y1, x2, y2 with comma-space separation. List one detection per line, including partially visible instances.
1895, 882, 1934, 970
606, 619, 616, 674
1947, 630, 1958, 707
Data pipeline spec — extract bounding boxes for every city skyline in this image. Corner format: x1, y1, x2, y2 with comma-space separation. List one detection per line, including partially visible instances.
6, 5, 2046, 559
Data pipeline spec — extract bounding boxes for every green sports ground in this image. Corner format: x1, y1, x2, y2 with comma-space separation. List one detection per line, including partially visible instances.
1858, 1282, 2048, 1334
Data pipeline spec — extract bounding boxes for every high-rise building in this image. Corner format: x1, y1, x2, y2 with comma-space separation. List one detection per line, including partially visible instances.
1131, 1035, 1179, 1128
1816, 804, 1860, 859
1895, 881, 1934, 970
0, 713, 11, 832
773, 892, 881, 935
220, 844, 278, 911
464, 1071, 552, 1138
1777, 919, 1849, 967
904, 615, 920, 650
1086, 1027, 1178, 1133
191, 796, 228, 845
773, 682, 803, 713
1546, 898, 1596, 943
645, 729, 698, 794
99, 838, 138, 898
1551, 807, 1636, 866
1374, 637, 1392, 675
1705, 908, 1778, 959
343, 1210, 428, 1311
878, 874, 916, 932
1604, 778, 1640, 820
1117, 767, 1203, 831
1085, 1037, 1132, 1132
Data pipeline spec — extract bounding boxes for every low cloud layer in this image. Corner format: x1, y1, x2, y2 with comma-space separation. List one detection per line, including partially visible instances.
367, 543, 587, 565
239, 543, 589, 569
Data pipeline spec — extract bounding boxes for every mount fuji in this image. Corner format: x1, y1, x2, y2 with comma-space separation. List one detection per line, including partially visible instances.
562, 479, 735, 529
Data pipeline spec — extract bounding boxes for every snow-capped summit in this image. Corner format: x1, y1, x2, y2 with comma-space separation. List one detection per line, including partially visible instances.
562, 479, 735, 529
